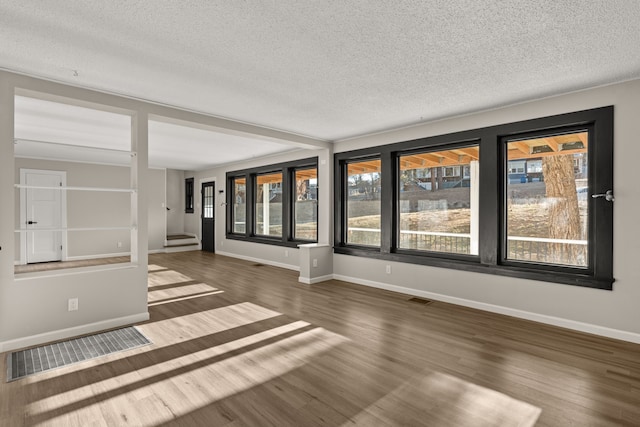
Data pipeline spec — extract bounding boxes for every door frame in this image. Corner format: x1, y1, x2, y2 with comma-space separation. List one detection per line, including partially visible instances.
19, 168, 68, 265
198, 176, 216, 251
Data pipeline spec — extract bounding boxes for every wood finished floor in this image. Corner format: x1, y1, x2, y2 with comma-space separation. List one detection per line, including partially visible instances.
2, 251, 639, 426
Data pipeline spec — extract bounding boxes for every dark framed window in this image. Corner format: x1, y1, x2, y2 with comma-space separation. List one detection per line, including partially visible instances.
230, 176, 247, 233
345, 157, 382, 247
185, 177, 194, 213
255, 171, 283, 238
293, 166, 318, 241
334, 107, 614, 289
226, 157, 318, 247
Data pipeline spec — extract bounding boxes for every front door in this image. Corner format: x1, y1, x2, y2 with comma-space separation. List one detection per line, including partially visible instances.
22, 169, 65, 264
201, 181, 215, 252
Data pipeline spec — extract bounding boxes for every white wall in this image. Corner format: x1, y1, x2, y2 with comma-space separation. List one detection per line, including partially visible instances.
333, 79, 640, 342
0, 69, 327, 352
0, 72, 151, 352
147, 168, 166, 251
13, 158, 166, 260
166, 169, 185, 235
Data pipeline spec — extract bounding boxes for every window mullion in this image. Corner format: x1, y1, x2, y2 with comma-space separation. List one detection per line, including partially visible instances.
479, 131, 499, 266
282, 168, 291, 242
380, 151, 394, 254
247, 174, 255, 237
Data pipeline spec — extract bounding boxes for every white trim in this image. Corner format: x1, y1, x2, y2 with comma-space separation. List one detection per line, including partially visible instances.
216, 250, 300, 271
332, 274, 640, 345
0, 312, 149, 353
299, 274, 333, 284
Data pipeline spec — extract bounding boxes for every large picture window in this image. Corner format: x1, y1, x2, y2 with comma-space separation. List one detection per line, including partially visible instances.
334, 107, 613, 289
255, 172, 283, 238
226, 157, 318, 246
346, 158, 381, 246
505, 130, 589, 267
398, 145, 479, 255
230, 177, 246, 233
293, 167, 318, 241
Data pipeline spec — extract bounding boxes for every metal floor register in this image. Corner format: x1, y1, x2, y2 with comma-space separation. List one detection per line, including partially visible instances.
6, 326, 151, 381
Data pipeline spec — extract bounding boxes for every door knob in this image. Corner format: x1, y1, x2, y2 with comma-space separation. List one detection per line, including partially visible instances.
591, 190, 614, 202
27, 220, 38, 224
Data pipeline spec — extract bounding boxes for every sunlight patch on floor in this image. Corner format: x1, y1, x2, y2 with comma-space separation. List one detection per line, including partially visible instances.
27, 322, 349, 426
147, 282, 218, 302
148, 269, 195, 287
148, 290, 225, 306
345, 371, 541, 427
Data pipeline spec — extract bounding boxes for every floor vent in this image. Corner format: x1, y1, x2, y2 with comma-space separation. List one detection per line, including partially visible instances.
6, 326, 151, 382
408, 297, 433, 305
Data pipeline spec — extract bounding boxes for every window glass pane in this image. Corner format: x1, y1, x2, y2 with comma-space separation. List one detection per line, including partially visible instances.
506, 131, 588, 267
398, 146, 479, 255
233, 177, 246, 233
185, 178, 194, 213
203, 184, 214, 219
256, 172, 283, 237
294, 168, 318, 241
347, 159, 381, 246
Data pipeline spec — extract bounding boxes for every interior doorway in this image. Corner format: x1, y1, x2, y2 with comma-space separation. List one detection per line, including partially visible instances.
201, 181, 215, 252
20, 169, 67, 264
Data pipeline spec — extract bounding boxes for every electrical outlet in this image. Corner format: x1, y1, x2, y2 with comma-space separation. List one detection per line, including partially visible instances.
313, 259, 318, 267
385, 265, 391, 274
285, 250, 289, 257
68, 298, 78, 312
117, 241, 123, 248
220, 240, 224, 246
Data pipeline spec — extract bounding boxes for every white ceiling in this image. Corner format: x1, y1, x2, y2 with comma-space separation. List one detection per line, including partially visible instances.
4, 1, 640, 167
13, 96, 297, 170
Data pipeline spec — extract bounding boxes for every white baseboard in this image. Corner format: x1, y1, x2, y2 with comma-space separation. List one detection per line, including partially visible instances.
216, 250, 300, 271
332, 274, 640, 344
0, 312, 150, 353
299, 274, 333, 284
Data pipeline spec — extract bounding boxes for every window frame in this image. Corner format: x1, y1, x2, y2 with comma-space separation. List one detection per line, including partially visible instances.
253, 169, 284, 239
185, 177, 194, 214
394, 141, 481, 261
228, 176, 247, 234
342, 155, 383, 249
226, 157, 318, 247
334, 107, 614, 289
291, 165, 319, 242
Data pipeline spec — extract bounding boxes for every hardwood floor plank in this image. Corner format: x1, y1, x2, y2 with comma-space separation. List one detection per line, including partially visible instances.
2, 251, 639, 426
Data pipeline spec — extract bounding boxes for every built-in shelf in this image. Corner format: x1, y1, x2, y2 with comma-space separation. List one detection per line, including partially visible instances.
14, 184, 136, 193
14, 226, 136, 233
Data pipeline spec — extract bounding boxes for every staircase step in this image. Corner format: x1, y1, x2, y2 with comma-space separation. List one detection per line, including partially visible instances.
167, 234, 194, 240
164, 242, 199, 248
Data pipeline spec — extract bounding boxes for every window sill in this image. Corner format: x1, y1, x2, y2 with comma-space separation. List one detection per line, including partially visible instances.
333, 246, 613, 290
226, 233, 317, 248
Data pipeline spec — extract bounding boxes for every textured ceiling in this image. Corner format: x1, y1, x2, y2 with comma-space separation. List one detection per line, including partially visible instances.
3, 1, 640, 143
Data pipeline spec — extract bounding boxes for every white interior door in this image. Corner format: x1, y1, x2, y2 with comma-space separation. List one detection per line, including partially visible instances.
22, 170, 65, 263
